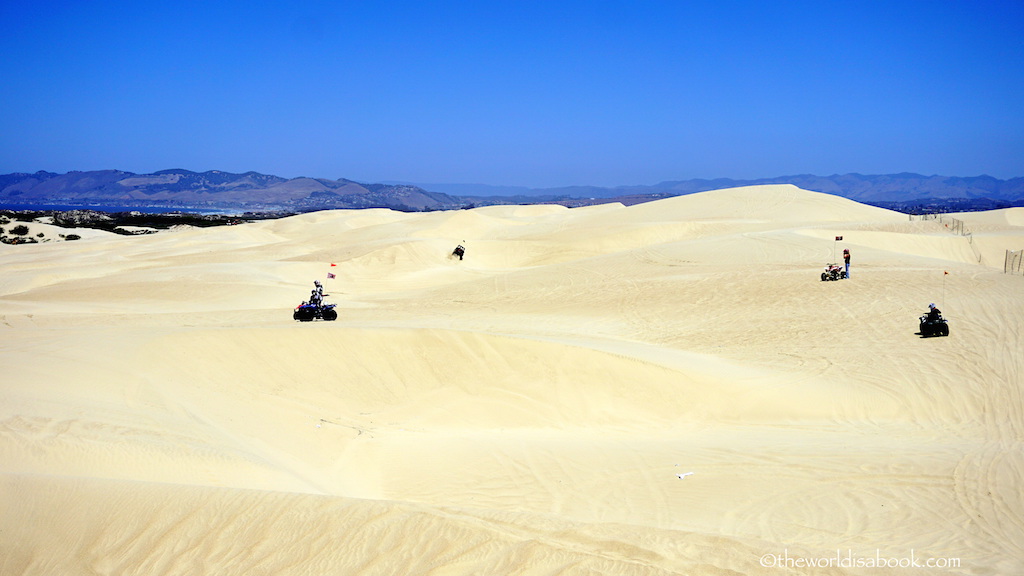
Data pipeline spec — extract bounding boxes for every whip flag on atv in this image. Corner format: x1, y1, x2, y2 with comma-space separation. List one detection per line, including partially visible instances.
832, 235, 845, 263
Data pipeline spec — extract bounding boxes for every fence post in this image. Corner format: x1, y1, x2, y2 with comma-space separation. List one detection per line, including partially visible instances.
1007, 250, 1024, 275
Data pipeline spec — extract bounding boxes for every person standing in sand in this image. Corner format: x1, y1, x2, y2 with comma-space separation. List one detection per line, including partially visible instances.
843, 248, 851, 278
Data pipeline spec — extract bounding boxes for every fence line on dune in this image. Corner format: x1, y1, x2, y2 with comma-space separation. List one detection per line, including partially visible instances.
1006, 250, 1023, 275
909, 213, 982, 263
963, 231, 982, 263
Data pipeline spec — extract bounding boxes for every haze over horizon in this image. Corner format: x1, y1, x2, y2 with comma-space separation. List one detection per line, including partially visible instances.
2, 1, 1022, 188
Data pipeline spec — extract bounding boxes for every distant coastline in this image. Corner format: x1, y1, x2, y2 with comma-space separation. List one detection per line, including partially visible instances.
0, 202, 240, 215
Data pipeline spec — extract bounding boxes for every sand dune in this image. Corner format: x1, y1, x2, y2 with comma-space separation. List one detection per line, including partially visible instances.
2, 185, 1022, 575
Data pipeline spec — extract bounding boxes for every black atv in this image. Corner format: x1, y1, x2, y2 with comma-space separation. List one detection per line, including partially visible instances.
918, 314, 949, 337
293, 301, 338, 322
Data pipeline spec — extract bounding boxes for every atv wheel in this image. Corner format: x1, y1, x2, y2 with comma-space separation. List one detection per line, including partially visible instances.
322, 308, 338, 321
821, 273, 827, 281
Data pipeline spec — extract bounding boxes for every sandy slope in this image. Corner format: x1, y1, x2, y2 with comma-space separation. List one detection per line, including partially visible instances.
2, 185, 1022, 575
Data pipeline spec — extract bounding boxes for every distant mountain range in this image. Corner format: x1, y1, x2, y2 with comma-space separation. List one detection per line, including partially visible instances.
2, 169, 1023, 213
0, 169, 459, 212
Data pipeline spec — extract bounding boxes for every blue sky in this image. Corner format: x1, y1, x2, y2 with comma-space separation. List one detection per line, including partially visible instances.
1, 0, 1021, 188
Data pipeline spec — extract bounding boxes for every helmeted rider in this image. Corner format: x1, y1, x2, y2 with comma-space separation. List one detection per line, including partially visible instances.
926, 303, 941, 322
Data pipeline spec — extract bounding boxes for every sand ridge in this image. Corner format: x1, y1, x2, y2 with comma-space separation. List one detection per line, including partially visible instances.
2, 185, 1022, 574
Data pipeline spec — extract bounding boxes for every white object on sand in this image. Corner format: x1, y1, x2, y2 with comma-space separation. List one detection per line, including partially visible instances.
676, 472, 694, 479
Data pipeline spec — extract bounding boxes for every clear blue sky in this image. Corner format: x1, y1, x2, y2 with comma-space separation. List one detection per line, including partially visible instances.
1, 0, 1021, 188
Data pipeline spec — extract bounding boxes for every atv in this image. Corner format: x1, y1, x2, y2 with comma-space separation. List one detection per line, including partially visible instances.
293, 301, 338, 322
918, 314, 949, 337
821, 263, 847, 281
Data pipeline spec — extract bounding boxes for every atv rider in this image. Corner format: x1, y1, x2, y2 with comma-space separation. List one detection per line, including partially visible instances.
310, 288, 323, 307
452, 244, 465, 260
926, 303, 942, 322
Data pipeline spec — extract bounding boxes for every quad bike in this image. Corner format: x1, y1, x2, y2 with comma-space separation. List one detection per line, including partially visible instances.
820, 263, 847, 281
918, 314, 949, 337
293, 301, 338, 322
